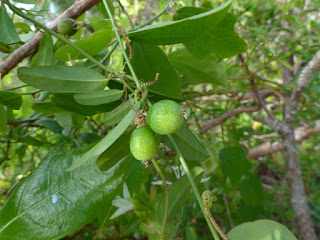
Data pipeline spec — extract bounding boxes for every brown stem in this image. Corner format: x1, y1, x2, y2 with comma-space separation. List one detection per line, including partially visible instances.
201, 105, 260, 133
281, 128, 317, 240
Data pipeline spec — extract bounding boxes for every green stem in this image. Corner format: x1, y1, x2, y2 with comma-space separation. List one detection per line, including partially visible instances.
130, 0, 171, 31
117, 0, 134, 28
101, 41, 119, 64
6, 1, 113, 74
205, 208, 230, 240
151, 159, 168, 240
167, 135, 220, 240
102, 0, 141, 88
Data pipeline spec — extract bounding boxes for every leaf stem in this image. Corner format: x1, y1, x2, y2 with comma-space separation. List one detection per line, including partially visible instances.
102, 0, 141, 88
167, 135, 220, 240
6, 1, 113, 73
151, 158, 168, 240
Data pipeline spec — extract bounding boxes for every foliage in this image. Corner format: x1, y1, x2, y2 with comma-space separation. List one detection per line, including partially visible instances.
0, 0, 319, 239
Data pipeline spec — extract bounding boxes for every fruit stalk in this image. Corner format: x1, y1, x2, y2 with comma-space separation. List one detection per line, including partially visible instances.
167, 135, 220, 240
151, 159, 168, 240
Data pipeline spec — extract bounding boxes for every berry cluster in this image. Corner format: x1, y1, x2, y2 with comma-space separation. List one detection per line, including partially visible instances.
130, 100, 183, 161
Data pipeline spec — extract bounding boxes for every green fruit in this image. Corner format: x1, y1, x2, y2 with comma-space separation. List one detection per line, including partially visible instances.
57, 18, 77, 36
130, 126, 159, 161
147, 100, 183, 135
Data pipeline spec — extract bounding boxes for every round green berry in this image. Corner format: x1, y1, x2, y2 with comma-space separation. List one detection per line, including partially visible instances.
130, 126, 159, 161
57, 18, 77, 36
147, 100, 183, 135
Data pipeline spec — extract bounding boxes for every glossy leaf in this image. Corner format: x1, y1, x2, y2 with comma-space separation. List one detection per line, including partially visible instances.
74, 90, 123, 106
104, 101, 131, 126
32, 102, 66, 115
18, 66, 108, 93
0, 91, 22, 110
96, 134, 131, 171
89, 15, 112, 31
51, 93, 117, 116
166, 121, 209, 161
67, 103, 139, 171
0, 146, 130, 240
54, 30, 114, 61
169, 48, 227, 86
184, 13, 247, 58
0, 104, 7, 131
157, 167, 204, 222
239, 174, 264, 206
128, 0, 231, 45
218, 147, 251, 185
0, 7, 20, 44
128, 41, 182, 99
227, 219, 297, 240
36, 33, 54, 66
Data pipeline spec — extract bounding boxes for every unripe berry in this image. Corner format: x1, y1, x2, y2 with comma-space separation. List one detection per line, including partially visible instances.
147, 100, 183, 135
57, 18, 77, 36
130, 126, 159, 161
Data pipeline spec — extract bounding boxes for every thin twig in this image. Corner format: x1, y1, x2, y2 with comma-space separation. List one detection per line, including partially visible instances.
201, 105, 260, 133
151, 159, 168, 240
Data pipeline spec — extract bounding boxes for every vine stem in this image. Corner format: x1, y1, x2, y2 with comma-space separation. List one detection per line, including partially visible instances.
7, 1, 135, 94
167, 135, 220, 240
102, 0, 141, 88
6, 1, 113, 74
205, 208, 230, 240
151, 159, 168, 240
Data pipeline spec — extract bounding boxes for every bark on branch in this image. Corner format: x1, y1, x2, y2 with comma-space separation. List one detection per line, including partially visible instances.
0, 0, 101, 78
201, 105, 260, 133
249, 120, 320, 159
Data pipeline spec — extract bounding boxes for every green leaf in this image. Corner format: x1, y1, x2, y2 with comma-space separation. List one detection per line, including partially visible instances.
74, 89, 123, 106
14, 22, 31, 34
0, 104, 7, 132
54, 30, 114, 61
239, 174, 264, 206
89, 15, 112, 31
0, 41, 11, 53
0, 146, 130, 240
184, 13, 247, 58
0, 91, 22, 110
128, 41, 182, 100
96, 134, 131, 171
35, 118, 63, 133
55, 112, 85, 128
168, 48, 227, 86
12, 0, 36, 3
17, 66, 108, 93
67, 103, 139, 171
0, 7, 20, 44
51, 93, 117, 116
36, 33, 54, 66
104, 101, 131, 126
32, 102, 66, 115
166, 121, 209, 161
96, 0, 115, 19
218, 147, 251, 185
157, 167, 204, 222
227, 219, 297, 240
128, 1, 231, 45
